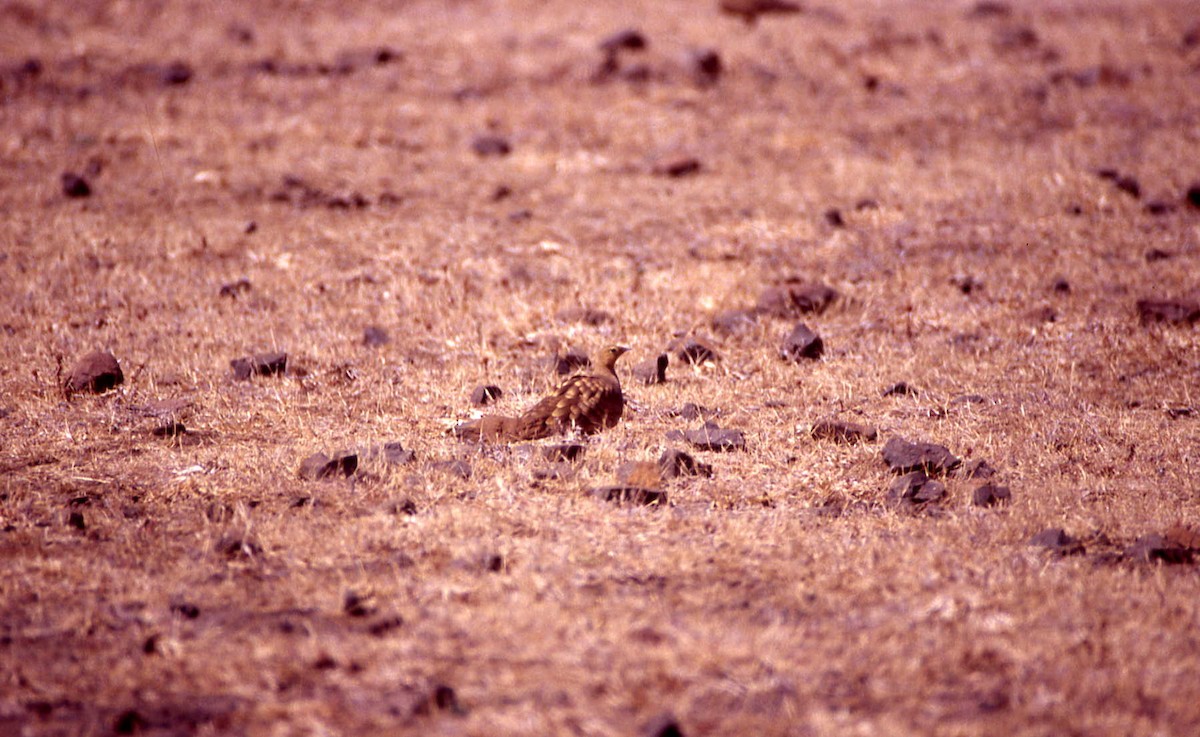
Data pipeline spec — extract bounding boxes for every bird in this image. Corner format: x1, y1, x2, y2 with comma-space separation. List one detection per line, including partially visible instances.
454, 345, 629, 442
718, 0, 802, 25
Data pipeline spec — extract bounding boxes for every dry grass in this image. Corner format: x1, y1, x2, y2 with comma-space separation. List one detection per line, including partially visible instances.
2, 0, 1200, 734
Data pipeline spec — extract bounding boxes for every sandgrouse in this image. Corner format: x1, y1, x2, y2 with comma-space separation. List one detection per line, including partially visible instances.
455, 345, 629, 442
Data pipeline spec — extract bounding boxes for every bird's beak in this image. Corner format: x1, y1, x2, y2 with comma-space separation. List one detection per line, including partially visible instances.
615, 345, 630, 356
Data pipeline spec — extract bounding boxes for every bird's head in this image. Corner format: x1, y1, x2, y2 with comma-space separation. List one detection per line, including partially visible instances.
598, 345, 630, 371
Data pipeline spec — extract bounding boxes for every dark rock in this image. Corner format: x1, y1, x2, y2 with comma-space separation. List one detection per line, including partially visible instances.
600, 29, 647, 53
1186, 184, 1200, 209
654, 157, 701, 178
691, 48, 722, 85
553, 346, 591, 375
882, 381, 918, 397
668, 422, 746, 452
809, 419, 877, 444
470, 385, 503, 406
1166, 406, 1194, 419
113, 710, 146, 734
756, 282, 838, 317
1051, 277, 1071, 294
343, 590, 377, 617
298, 451, 358, 480
363, 325, 389, 347
1145, 201, 1174, 216
968, 1, 1011, 17
67, 511, 86, 530
219, 277, 252, 298
658, 449, 713, 478
541, 443, 585, 463
1136, 299, 1200, 325
160, 60, 193, 85
1145, 248, 1174, 262
1029, 527, 1085, 555
368, 441, 415, 466
961, 459, 997, 479
972, 482, 1011, 507
430, 459, 471, 479
632, 353, 669, 385
780, 322, 824, 361
592, 486, 668, 505
641, 713, 686, 737
65, 351, 124, 394
169, 600, 200, 619
230, 352, 287, 380
61, 172, 91, 198
882, 437, 961, 476
719, 0, 801, 24
992, 25, 1039, 50
668, 337, 718, 365
471, 135, 511, 157
712, 309, 756, 336
1114, 175, 1141, 199
951, 274, 983, 294
887, 471, 946, 508
824, 208, 845, 227
1028, 306, 1057, 323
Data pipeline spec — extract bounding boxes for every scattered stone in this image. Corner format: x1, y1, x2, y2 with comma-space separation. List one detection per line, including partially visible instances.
555, 307, 613, 325
1028, 306, 1057, 323
882, 381, 918, 397
823, 208, 845, 227
641, 713, 686, 737
362, 325, 389, 347
1114, 175, 1141, 199
809, 419, 878, 444
1186, 183, 1200, 209
553, 346, 591, 375
362, 441, 415, 466
160, 60, 193, 85
755, 282, 838, 317
471, 135, 511, 157
470, 384, 503, 406
67, 511, 86, 530
882, 437, 961, 476
654, 157, 702, 178
592, 486, 668, 506
219, 277, 252, 298
712, 309, 756, 336
61, 172, 91, 198
532, 463, 573, 482
599, 29, 647, 53
951, 274, 983, 294
343, 590, 377, 617
1145, 201, 1174, 216
65, 351, 124, 394
691, 48, 722, 85
430, 459, 471, 479
668, 336, 719, 365
670, 403, 714, 421
632, 353, 669, 385
1166, 406, 1194, 420
1029, 527, 1085, 556
780, 322, 824, 361
389, 498, 418, 515
1051, 277, 1071, 294
1145, 248, 1174, 262
967, 1, 1011, 17
114, 710, 146, 734
972, 482, 1011, 507
667, 421, 746, 452
298, 451, 358, 480
541, 443, 585, 463
961, 459, 997, 479
230, 352, 287, 380
887, 471, 946, 508
1136, 299, 1200, 325
719, 0, 801, 24
658, 448, 713, 478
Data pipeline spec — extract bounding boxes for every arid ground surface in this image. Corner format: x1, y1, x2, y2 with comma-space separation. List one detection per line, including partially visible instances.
2, 0, 1200, 735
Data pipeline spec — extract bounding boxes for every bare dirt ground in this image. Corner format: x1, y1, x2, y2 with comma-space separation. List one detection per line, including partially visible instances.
2, 0, 1200, 734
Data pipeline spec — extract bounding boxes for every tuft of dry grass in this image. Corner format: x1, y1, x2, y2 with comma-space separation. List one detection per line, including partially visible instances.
2, 0, 1200, 734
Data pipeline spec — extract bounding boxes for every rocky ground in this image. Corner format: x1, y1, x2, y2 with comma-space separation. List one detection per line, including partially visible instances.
2, 0, 1200, 735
